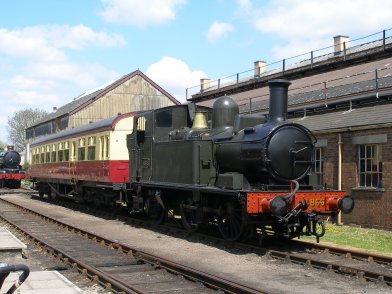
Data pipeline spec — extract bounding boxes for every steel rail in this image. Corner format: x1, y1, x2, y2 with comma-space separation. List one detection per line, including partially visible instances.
5, 193, 392, 287
288, 239, 392, 265
46, 194, 392, 269
0, 197, 265, 294
0, 209, 143, 294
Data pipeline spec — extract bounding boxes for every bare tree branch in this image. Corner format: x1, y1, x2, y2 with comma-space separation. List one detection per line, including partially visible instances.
7, 108, 48, 152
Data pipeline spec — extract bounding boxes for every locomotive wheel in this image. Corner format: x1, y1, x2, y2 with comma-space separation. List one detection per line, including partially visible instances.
145, 196, 167, 225
152, 206, 167, 225
180, 198, 199, 233
217, 201, 245, 242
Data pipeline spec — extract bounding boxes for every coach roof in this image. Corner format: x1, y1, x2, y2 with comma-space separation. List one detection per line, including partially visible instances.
31, 112, 136, 147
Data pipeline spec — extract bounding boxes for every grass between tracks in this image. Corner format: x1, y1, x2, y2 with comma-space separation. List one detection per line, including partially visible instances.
303, 223, 392, 255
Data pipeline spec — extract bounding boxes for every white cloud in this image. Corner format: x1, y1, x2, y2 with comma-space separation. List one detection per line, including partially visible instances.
0, 25, 124, 63
0, 24, 123, 142
206, 21, 234, 43
0, 28, 66, 62
24, 61, 119, 89
10, 75, 56, 90
270, 39, 330, 61
20, 24, 125, 49
236, 0, 252, 14
12, 91, 61, 106
254, 0, 392, 39
146, 56, 207, 102
99, 0, 187, 27
240, 0, 392, 60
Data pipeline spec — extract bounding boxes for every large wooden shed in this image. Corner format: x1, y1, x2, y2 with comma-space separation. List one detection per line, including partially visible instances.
26, 70, 179, 141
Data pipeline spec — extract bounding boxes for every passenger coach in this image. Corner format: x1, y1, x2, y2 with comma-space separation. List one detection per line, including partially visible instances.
29, 112, 136, 206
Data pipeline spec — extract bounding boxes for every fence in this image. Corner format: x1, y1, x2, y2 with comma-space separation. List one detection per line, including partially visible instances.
186, 28, 392, 100
235, 65, 392, 114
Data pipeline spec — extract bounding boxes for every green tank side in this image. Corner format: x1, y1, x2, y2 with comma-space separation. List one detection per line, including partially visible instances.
152, 140, 215, 185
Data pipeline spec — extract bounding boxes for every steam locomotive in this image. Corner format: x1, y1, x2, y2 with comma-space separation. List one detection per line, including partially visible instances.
0, 146, 26, 188
127, 79, 354, 241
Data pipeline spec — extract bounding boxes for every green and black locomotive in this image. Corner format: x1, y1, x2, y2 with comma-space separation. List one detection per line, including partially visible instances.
127, 79, 353, 241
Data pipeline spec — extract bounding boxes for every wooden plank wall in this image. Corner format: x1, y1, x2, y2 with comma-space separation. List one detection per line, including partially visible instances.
69, 75, 176, 129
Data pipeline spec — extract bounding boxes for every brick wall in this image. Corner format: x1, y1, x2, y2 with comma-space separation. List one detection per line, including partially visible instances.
315, 127, 392, 230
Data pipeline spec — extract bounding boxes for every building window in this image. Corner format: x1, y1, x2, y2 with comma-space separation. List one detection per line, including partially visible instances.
313, 148, 323, 186
358, 145, 382, 188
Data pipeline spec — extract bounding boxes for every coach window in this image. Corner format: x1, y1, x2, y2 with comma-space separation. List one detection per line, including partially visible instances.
99, 136, 104, 160
46, 146, 50, 163
105, 136, 109, 159
358, 144, 383, 188
78, 138, 86, 161
87, 136, 96, 160
51, 144, 57, 162
34, 149, 38, 164
40, 147, 45, 163
58, 142, 64, 162
64, 142, 69, 161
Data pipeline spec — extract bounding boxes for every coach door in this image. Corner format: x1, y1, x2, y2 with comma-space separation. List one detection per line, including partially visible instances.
99, 135, 109, 180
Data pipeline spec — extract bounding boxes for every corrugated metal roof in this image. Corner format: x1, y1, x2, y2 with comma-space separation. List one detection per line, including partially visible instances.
292, 102, 392, 132
241, 75, 392, 113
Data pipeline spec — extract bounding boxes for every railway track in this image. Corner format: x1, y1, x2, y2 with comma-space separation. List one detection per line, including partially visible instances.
41, 194, 392, 286
3, 192, 392, 289
0, 197, 264, 294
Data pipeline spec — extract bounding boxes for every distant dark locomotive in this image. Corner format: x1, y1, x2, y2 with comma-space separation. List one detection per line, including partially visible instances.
0, 146, 26, 188
128, 79, 354, 241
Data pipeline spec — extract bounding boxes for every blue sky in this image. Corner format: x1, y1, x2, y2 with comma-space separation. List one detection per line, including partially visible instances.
1, 0, 391, 143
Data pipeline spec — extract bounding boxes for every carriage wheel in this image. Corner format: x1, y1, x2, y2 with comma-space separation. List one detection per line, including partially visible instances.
217, 201, 245, 242
180, 198, 199, 233
49, 188, 57, 200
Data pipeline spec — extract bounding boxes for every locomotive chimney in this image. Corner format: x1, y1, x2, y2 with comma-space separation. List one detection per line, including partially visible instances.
267, 79, 291, 123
